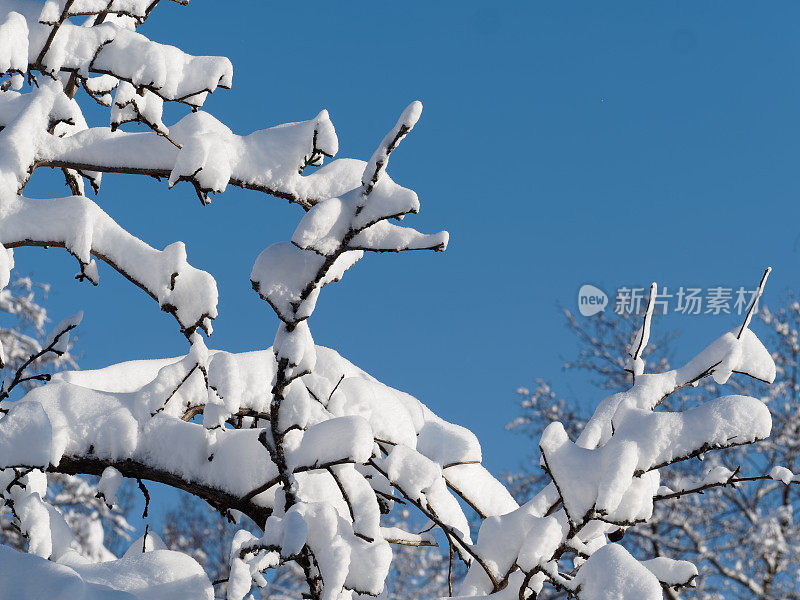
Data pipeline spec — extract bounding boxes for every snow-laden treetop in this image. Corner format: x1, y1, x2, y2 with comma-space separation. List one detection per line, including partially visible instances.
0, 0, 445, 338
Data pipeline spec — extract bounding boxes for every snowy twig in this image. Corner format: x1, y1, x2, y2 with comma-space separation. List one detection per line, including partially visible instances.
653, 469, 797, 502
0, 316, 79, 402
739, 267, 771, 339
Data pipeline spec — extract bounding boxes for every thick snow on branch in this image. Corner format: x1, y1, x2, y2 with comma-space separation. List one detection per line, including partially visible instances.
0, 82, 217, 333
458, 290, 778, 599
1, 4, 467, 599
240, 103, 453, 599
252, 102, 448, 334
34, 105, 351, 206
569, 544, 665, 600
0, 11, 27, 90
540, 394, 770, 525
1, 195, 217, 333
2, 0, 231, 106
361, 100, 421, 196
0, 80, 81, 195
251, 242, 362, 323
0, 543, 213, 599
39, 0, 174, 26
1, 341, 511, 598
0, 401, 52, 467
0, 32, 450, 358
578, 326, 775, 451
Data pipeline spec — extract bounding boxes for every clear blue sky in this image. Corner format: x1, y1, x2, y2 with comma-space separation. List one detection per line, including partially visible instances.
19, 1, 800, 501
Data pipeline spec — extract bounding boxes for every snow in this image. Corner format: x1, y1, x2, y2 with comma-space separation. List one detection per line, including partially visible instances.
515, 515, 565, 572
14, 490, 59, 557
274, 320, 316, 375
443, 463, 519, 518
460, 313, 778, 599
7, 341, 507, 556
227, 530, 264, 600
0, 544, 135, 599
0, 195, 218, 333
207, 351, 243, 413
330, 464, 382, 539
39, 0, 156, 24
416, 417, 481, 466
681, 328, 776, 386
0, 401, 53, 468
570, 544, 662, 600
66, 549, 214, 599
349, 219, 449, 252
292, 186, 448, 256
238, 500, 391, 600
641, 556, 698, 587
292, 196, 353, 255
541, 395, 771, 524
123, 531, 167, 557
0, 88, 32, 125
702, 464, 734, 486
90, 28, 233, 102
379, 445, 441, 503
0, 243, 11, 312
770, 465, 794, 485
44, 106, 349, 205
297, 502, 391, 600
286, 416, 374, 472
279, 509, 308, 557
45, 311, 83, 351
458, 506, 566, 597
329, 377, 419, 448
0, 83, 217, 333
97, 466, 123, 507
111, 82, 167, 134
575, 327, 775, 453
14, 311, 769, 600
250, 241, 362, 323
626, 282, 656, 377
12, 373, 278, 497
53, 356, 184, 392
0, 5, 456, 600
0, 79, 80, 194
1, 0, 232, 104
0, 11, 27, 90
361, 100, 422, 195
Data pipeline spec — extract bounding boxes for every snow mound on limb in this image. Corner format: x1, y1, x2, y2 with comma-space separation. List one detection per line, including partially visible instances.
12, 344, 509, 545
0, 543, 213, 600
570, 544, 663, 600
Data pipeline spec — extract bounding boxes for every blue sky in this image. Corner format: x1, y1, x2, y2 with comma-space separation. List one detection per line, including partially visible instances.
18, 0, 800, 515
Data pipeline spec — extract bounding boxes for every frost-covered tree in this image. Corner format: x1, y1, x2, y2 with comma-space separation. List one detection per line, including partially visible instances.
0, 2, 790, 599
1, 275, 61, 373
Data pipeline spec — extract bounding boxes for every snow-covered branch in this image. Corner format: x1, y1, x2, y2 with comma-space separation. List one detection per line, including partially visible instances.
458, 271, 779, 600
33, 108, 348, 207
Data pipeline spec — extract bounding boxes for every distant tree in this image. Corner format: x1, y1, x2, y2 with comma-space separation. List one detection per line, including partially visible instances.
0, 275, 75, 376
